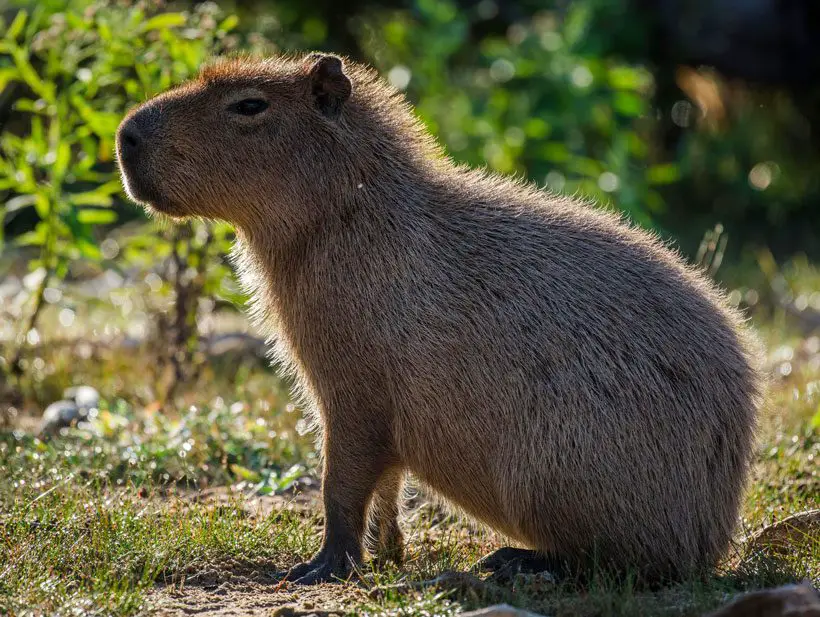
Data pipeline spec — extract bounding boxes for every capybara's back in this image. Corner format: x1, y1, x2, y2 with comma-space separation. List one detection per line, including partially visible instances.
116, 54, 764, 582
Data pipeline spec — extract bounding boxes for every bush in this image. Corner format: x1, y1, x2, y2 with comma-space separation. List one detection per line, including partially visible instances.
0, 1, 249, 386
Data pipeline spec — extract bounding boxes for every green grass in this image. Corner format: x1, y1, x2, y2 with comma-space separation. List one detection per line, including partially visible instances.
1, 319, 818, 616
0, 470, 317, 615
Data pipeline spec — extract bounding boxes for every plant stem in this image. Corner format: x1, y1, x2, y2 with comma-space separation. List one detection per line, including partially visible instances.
10, 267, 50, 377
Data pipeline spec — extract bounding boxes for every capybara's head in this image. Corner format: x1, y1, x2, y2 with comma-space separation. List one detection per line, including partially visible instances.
116, 53, 400, 228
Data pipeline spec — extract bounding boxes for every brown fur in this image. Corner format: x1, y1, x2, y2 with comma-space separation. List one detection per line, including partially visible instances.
116, 53, 765, 582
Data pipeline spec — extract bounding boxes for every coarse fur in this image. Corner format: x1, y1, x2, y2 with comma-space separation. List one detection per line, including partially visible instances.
116, 52, 765, 583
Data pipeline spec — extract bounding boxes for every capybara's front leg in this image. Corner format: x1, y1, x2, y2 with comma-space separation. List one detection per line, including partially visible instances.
284, 420, 391, 585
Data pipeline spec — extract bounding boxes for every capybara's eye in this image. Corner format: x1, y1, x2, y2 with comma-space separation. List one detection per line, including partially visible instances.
230, 99, 270, 116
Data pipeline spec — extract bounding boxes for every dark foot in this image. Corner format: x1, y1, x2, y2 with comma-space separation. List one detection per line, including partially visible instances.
280, 552, 356, 585
476, 547, 566, 583
477, 547, 551, 572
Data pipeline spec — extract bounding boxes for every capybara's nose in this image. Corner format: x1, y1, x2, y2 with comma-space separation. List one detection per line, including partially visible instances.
119, 122, 141, 151
117, 106, 161, 162
117, 118, 144, 163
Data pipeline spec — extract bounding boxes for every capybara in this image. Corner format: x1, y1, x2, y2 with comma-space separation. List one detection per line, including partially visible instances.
116, 53, 764, 584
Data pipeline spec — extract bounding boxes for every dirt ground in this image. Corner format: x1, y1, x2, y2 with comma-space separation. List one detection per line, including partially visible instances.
147, 486, 360, 617
149, 580, 369, 617
145, 485, 443, 617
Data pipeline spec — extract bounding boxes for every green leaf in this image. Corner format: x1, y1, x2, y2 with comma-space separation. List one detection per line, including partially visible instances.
142, 13, 187, 32
524, 118, 551, 139
612, 92, 645, 117
69, 191, 114, 207
69, 95, 121, 139
11, 48, 51, 101
76, 208, 117, 224
65, 12, 86, 31
33, 194, 50, 218
15, 225, 47, 247
95, 178, 126, 196
0, 67, 19, 92
540, 142, 570, 163
5, 10, 27, 42
646, 163, 681, 185
53, 141, 71, 180
75, 237, 102, 260
98, 22, 112, 42
24, 4, 45, 41
30, 115, 43, 146
230, 464, 261, 482
275, 463, 306, 492
12, 98, 46, 113
608, 66, 649, 91
568, 156, 602, 178
218, 15, 239, 32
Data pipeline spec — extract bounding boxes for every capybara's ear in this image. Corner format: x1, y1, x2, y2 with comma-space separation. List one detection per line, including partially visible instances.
306, 53, 352, 119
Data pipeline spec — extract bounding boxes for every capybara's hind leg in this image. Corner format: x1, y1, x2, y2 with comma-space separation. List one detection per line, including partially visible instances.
366, 468, 405, 567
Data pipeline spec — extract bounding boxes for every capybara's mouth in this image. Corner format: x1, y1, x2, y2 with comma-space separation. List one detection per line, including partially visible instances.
121, 176, 186, 222
119, 167, 170, 213
144, 198, 186, 219
116, 153, 181, 217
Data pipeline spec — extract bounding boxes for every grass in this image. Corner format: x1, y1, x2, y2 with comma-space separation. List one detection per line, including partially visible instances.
1, 291, 818, 616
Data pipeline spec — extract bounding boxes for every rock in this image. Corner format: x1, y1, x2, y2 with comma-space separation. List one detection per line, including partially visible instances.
39, 400, 85, 435
0, 275, 21, 300
38, 385, 100, 435
460, 605, 548, 617
505, 570, 556, 589
746, 510, 820, 557
706, 584, 820, 617
272, 607, 340, 617
64, 385, 100, 410
368, 571, 505, 603
206, 332, 268, 358
74, 270, 124, 297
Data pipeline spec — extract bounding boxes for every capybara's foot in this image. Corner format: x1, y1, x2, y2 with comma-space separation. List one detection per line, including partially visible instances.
477, 547, 567, 583
281, 552, 355, 585
477, 547, 548, 572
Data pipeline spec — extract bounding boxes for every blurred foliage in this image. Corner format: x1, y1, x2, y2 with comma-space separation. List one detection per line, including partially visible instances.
356, 0, 664, 226
1, 0, 819, 391
0, 0, 248, 386
0, 0, 814, 255
0, 0, 234, 262
227, 0, 820, 257
2, 396, 313, 488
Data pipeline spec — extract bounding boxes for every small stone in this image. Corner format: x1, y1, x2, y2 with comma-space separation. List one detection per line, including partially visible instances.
512, 570, 556, 588
38, 385, 101, 436
369, 571, 506, 603
272, 607, 340, 617
706, 584, 820, 617
64, 385, 100, 409
460, 604, 548, 617
39, 400, 84, 435
746, 510, 820, 557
